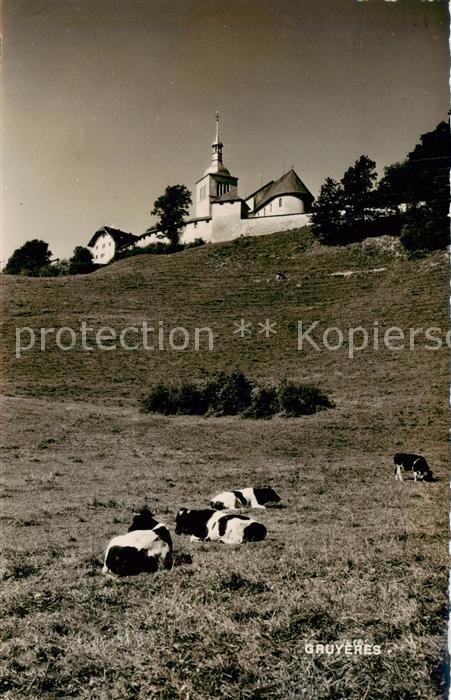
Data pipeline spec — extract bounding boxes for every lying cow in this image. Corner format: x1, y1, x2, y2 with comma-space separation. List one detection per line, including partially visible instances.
210, 487, 281, 510
102, 508, 172, 576
394, 453, 432, 482
175, 508, 267, 545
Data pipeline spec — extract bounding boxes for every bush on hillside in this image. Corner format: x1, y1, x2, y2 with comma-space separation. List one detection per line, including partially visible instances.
174, 382, 210, 415
244, 386, 279, 419
278, 383, 334, 416
202, 371, 253, 416
141, 384, 178, 415
142, 372, 333, 419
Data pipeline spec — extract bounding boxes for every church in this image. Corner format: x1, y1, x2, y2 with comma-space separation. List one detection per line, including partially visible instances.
87, 116, 314, 263
182, 115, 314, 244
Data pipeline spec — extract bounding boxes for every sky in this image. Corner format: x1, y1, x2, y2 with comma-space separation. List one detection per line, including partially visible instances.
2, 0, 449, 264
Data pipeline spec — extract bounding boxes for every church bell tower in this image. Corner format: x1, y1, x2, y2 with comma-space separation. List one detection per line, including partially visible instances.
195, 114, 238, 218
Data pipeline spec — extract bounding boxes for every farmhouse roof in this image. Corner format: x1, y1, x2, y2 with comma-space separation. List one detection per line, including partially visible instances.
253, 169, 314, 212
88, 226, 138, 248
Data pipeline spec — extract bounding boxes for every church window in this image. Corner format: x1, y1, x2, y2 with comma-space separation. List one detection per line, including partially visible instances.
279, 198, 282, 207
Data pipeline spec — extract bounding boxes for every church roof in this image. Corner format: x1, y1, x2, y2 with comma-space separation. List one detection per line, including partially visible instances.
247, 180, 275, 204
88, 226, 137, 248
204, 161, 231, 176
252, 169, 314, 212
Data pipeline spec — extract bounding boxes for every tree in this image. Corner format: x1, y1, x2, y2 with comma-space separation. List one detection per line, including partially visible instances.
400, 202, 449, 253
69, 246, 95, 274
378, 122, 450, 206
311, 177, 345, 245
341, 155, 377, 235
377, 160, 414, 208
407, 120, 450, 204
151, 184, 192, 249
4, 239, 52, 276
311, 156, 377, 245
378, 122, 450, 251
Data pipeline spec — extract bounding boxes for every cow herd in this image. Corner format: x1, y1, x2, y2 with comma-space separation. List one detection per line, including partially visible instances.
102, 487, 281, 577
102, 455, 433, 577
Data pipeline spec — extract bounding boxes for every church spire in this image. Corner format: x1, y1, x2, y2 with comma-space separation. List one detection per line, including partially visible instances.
207, 111, 226, 173
214, 111, 220, 144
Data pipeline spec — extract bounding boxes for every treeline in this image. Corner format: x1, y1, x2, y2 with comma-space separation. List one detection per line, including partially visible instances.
3, 241, 98, 277
3, 184, 199, 276
311, 121, 450, 252
3, 237, 207, 277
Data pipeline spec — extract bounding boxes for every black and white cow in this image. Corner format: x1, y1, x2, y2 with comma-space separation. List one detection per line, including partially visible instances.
175, 508, 267, 545
102, 508, 172, 576
210, 487, 281, 510
394, 453, 432, 482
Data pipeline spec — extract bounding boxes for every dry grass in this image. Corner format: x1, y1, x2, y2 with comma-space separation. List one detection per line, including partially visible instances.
0, 396, 447, 699
0, 230, 448, 697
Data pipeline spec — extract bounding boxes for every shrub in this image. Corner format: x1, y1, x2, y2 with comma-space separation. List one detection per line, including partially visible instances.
141, 384, 178, 415
278, 383, 334, 416
202, 371, 253, 416
142, 374, 333, 419
244, 386, 279, 419
174, 382, 209, 415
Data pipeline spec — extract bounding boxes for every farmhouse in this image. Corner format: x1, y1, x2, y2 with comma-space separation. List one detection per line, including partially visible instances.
87, 226, 138, 264
182, 115, 314, 244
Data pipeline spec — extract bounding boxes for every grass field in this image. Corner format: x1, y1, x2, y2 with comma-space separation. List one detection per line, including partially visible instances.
0, 229, 448, 698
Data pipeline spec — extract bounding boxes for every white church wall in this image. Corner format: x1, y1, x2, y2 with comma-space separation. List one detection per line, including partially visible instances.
182, 219, 213, 244
255, 195, 305, 217
211, 201, 244, 242
211, 212, 311, 243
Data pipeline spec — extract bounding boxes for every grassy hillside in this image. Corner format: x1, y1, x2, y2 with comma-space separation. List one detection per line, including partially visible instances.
2, 229, 448, 408
1, 228, 448, 698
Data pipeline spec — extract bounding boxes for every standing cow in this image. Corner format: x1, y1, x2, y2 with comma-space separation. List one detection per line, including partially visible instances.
394, 453, 432, 482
